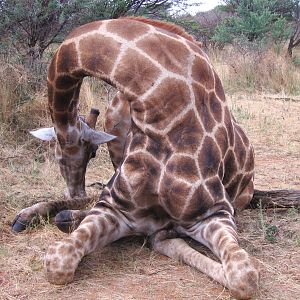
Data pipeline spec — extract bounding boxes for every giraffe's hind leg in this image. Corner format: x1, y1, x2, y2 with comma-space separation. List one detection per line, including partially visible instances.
177, 212, 260, 300
151, 229, 228, 287
44, 205, 132, 285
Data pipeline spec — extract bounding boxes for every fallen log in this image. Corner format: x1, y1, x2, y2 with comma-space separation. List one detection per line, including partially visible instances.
248, 189, 300, 209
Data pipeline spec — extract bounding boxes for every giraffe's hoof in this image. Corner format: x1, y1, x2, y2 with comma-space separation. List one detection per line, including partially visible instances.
11, 212, 39, 232
54, 210, 76, 233
226, 254, 261, 299
46, 269, 75, 285
54, 210, 86, 233
44, 241, 79, 285
11, 214, 28, 232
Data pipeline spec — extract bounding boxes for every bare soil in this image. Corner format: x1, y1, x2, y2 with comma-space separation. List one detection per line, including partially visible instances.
0, 94, 299, 300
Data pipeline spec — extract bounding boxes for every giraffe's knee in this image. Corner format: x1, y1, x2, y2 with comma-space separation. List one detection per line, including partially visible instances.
44, 241, 80, 285
225, 251, 260, 299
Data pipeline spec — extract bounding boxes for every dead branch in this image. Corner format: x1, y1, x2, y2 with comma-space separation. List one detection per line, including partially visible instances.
263, 96, 300, 103
248, 189, 300, 209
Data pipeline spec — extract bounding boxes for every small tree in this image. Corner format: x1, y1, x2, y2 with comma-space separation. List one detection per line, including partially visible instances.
0, 0, 84, 61
213, 0, 292, 47
193, 7, 232, 48
287, 0, 300, 57
0, 0, 191, 62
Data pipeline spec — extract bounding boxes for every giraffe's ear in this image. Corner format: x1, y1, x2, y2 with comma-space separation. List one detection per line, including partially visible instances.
90, 130, 117, 145
30, 127, 56, 141
82, 127, 116, 145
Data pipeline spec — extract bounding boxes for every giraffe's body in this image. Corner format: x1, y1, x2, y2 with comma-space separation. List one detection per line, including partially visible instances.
14, 18, 259, 299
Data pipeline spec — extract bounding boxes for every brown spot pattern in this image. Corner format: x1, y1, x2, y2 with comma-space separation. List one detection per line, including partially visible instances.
215, 126, 229, 157
66, 21, 102, 39
137, 33, 190, 76
57, 43, 79, 74
167, 110, 203, 154
224, 108, 235, 146
234, 131, 247, 168
160, 174, 191, 219
44, 19, 256, 265
129, 128, 147, 152
144, 78, 190, 130
114, 49, 160, 96
206, 176, 224, 201
193, 84, 216, 132
123, 153, 160, 206
245, 147, 254, 172
182, 184, 214, 221
214, 71, 226, 101
80, 33, 121, 76
107, 19, 149, 40
236, 124, 250, 148
166, 155, 199, 183
226, 174, 243, 200
223, 150, 237, 185
198, 137, 221, 178
55, 75, 79, 90
192, 56, 214, 89
209, 92, 223, 123
53, 89, 75, 112
145, 130, 172, 162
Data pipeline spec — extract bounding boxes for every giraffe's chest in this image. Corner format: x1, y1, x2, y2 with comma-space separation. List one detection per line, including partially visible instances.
111, 147, 226, 226
109, 119, 253, 227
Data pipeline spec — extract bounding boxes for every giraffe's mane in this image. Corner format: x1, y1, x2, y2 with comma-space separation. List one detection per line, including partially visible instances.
124, 16, 201, 46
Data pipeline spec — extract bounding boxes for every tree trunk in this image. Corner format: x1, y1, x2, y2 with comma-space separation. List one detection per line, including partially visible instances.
248, 189, 300, 209
287, 36, 294, 58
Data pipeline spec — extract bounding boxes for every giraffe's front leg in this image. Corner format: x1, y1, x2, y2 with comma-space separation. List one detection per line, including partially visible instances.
11, 196, 93, 232
53, 209, 89, 233
45, 205, 131, 284
178, 211, 260, 300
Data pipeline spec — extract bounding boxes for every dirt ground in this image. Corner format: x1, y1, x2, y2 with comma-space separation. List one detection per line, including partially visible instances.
0, 94, 299, 300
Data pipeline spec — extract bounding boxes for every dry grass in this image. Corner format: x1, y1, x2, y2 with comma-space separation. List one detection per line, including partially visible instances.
0, 63, 30, 124
0, 86, 299, 299
211, 47, 300, 95
228, 94, 300, 190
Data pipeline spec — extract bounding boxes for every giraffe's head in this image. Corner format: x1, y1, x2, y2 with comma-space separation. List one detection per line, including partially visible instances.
30, 108, 116, 199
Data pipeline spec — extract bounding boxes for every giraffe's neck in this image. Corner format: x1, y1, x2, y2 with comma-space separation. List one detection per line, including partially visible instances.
48, 19, 223, 137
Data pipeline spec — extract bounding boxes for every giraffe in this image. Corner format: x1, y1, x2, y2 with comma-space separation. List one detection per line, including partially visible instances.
12, 18, 260, 299
104, 91, 131, 170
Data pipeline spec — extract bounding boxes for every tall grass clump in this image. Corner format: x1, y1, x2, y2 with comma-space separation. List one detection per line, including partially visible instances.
0, 43, 50, 129
0, 51, 112, 138
0, 62, 29, 123
210, 45, 300, 95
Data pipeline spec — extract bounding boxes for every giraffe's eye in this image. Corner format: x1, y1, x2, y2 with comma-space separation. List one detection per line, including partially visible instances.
90, 144, 98, 159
